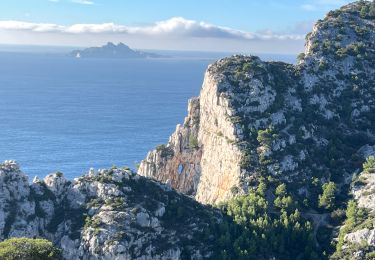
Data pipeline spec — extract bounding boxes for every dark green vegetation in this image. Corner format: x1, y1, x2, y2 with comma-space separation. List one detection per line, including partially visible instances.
0, 238, 61, 260
155, 144, 174, 157
332, 200, 374, 259
363, 156, 375, 173
188, 134, 199, 149
212, 181, 320, 260
319, 182, 337, 210
336, 201, 366, 250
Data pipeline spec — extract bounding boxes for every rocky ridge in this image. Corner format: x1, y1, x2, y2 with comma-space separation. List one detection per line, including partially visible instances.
0, 161, 220, 259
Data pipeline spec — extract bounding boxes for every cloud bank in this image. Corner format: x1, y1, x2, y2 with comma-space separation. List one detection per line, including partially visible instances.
48, 0, 95, 4
71, 0, 94, 4
0, 17, 306, 53
0, 17, 304, 40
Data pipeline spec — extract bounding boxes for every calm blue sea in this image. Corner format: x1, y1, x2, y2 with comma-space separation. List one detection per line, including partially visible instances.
0, 50, 295, 179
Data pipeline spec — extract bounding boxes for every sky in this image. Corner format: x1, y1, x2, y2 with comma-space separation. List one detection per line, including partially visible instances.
0, 0, 354, 54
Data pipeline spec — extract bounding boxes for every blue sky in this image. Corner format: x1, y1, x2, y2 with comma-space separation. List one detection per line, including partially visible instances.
0, 0, 353, 53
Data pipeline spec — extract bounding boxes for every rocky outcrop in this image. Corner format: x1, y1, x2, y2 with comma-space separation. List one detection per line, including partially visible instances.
0, 161, 220, 259
344, 228, 375, 250
333, 157, 375, 259
139, 1, 375, 206
0, 161, 38, 239
352, 172, 375, 214
329, 141, 375, 260
139, 73, 244, 204
139, 98, 202, 196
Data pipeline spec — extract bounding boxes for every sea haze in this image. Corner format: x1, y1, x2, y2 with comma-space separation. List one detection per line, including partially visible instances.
0, 49, 296, 179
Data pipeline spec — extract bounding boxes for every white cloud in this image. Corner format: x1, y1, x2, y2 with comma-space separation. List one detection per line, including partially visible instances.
301, 4, 317, 11
0, 18, 309, 54
0, 17, 304, 41
0, 21, 65, 32
48, 0, 95, 4
71, 0, 94, 5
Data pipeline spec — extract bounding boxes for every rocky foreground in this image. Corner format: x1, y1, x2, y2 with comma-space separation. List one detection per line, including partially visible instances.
0, 161, 221, 259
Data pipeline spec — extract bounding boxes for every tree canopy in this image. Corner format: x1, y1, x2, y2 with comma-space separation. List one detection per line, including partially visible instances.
0, 238, 61, 260
319, 182, 337, 210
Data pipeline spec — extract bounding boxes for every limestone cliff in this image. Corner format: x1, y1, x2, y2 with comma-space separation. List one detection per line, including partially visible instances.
139, 97, 202, 196
0, 161, 220, 260
139, 72, 244, 204
139, 1, 375, 206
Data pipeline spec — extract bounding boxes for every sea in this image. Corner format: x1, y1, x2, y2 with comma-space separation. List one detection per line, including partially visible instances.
0, 46, 296, 179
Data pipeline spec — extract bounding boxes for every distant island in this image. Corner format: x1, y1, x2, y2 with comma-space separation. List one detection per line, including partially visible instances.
69, 42, 166, 59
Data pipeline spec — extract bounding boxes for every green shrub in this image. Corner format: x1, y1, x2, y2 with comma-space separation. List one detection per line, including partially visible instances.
0, 238, 61, 260
363, 156, 375, 173
188, 134, 199, 149
335, 48, 347, 58
55, 172, 63, 177
370, 2, 375, 17
230, 186, 239, 195
297, 53, 305, 61
242, 62, 251, 72
360, 5, 369, 18
257, 128, 277, 148
155, 144, 167, 152
155, 144, 174, 157
319, 181, 337, 210
275, 183, 287, 197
